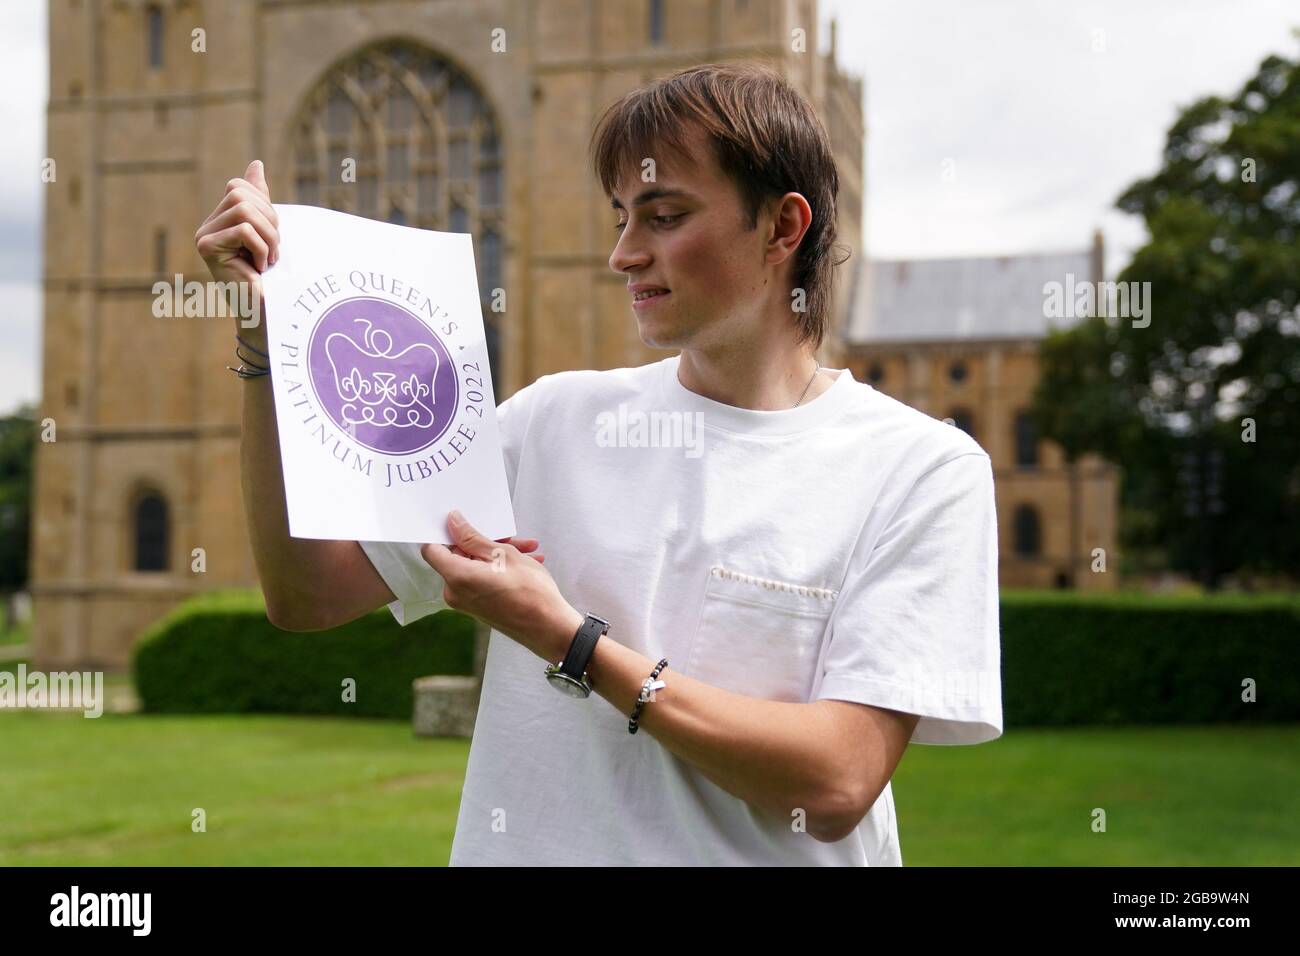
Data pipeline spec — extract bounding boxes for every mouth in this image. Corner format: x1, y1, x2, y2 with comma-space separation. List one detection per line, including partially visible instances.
631, 288, 671, 309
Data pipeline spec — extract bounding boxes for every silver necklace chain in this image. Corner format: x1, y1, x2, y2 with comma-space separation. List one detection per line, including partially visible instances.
792, 361, 821, 409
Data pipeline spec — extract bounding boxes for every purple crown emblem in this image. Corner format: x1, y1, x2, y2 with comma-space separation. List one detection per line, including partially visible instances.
307, 296, 457, 455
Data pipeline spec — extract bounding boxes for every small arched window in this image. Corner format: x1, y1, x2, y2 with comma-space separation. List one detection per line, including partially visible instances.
1013, 504, 1040, 557
134, 492, 170, 572
1015, 411, 1039, 467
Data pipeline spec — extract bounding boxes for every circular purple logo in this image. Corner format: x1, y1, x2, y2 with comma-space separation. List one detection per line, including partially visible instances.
307, 296, 457, 455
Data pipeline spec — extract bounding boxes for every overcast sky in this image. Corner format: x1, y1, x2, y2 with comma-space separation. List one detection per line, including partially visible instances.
1, 0, 1296, 415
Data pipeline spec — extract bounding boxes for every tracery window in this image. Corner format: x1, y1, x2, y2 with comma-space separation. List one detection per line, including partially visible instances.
290, 43, 504, 384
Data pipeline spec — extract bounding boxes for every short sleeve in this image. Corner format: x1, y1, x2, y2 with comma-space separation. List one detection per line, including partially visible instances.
815, 452, 1003, 745
358, 375, 551, 627
357, 539, 448, 626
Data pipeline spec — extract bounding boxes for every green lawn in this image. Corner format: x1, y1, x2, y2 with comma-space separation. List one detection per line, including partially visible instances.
0, 711, 466, 865
894, 723, 1300, 865
0, 710, 1296, 865
0, 618, 29, 646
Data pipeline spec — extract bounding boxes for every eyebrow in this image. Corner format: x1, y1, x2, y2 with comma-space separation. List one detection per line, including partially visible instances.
610, 187, 695, 210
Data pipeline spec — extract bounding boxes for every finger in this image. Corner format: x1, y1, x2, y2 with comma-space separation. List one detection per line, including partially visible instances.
203, 183, 278, 231
216, 252, 260, 287
197, 221, 269, 274
528, 553, 545, 564
246, 159, 270, 199
200, 201, 279, 266
421, 541, 469, 579
420, 542, 446, 575
232, 221, 269, 272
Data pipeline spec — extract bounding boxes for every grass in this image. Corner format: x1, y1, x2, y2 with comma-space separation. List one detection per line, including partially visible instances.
893, 723, 1300, 865
0, 618, 30, 647
0, 711, 465, 866
0, 710, 1296, 865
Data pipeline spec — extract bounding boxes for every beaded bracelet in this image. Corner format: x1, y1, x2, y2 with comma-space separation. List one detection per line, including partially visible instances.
628, 658, 669, 735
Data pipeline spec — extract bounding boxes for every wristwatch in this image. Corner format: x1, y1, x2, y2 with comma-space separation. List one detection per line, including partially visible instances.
544, 612, 609, 698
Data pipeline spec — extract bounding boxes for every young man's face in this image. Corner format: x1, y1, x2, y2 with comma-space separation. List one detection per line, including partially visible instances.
608, 124, 776, 351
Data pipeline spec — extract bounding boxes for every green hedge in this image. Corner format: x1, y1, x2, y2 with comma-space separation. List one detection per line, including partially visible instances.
132, 588, 476, 720
1001, 589, 1300, 726
134, 587, 1299, 726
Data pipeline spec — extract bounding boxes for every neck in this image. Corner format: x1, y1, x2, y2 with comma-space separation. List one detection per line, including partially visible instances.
675, 347, 833, 411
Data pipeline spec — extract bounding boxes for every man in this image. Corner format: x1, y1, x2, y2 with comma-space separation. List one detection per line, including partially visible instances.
197, 62, 1002, 866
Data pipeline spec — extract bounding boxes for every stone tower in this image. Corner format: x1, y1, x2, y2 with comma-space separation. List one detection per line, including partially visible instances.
33, 0, 864, 668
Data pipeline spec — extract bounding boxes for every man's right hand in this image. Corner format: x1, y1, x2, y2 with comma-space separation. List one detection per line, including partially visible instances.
195, 160, 281, 332
451, 536, 547, 565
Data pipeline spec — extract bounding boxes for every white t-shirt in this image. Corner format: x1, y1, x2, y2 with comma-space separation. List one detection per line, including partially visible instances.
360, 354, 1002, 866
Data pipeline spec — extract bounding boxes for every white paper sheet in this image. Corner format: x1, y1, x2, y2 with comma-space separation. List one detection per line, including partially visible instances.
257, 204, 515, 544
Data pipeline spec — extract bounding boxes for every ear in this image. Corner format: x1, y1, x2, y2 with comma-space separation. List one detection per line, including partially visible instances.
764, 192, 813, 269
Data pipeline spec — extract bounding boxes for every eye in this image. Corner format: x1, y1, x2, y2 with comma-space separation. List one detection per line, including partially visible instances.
613, 213, 683, 231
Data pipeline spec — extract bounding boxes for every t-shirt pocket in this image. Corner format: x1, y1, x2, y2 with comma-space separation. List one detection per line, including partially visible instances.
684, 564, 839, 703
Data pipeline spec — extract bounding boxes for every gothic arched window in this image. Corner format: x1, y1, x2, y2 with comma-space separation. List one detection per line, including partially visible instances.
133, 492, 170, 572
290, 42, 504, 385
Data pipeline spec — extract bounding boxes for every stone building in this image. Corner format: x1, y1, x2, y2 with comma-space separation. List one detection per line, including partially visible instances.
33, 0, 864, 668
843, 233, 1121, 590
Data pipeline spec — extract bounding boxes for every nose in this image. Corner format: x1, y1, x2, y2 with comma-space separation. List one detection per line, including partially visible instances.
608, 220, 651, 276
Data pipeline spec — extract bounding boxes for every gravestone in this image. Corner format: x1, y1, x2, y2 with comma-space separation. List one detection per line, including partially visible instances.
411, 615, 490, 738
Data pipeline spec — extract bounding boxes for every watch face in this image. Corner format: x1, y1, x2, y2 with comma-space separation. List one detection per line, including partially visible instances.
546, 671, 589, 698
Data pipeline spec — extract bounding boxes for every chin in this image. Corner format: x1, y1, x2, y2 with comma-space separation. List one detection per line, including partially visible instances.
637, 329, 674, 349
634, 318, 672, 349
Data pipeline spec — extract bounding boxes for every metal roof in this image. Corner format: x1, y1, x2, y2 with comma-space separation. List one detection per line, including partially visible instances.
845, 249, 1095, 344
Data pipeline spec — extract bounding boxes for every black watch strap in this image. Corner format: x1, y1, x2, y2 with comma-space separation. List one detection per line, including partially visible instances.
559, 613, 609, 680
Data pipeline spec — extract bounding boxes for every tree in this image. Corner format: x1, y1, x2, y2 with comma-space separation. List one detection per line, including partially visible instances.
0, 403, 36, 633
1034, 43, 1300, 588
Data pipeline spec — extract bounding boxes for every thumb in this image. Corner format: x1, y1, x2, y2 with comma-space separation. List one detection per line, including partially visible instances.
447, 510, 496, 560
246, 159, 270, 198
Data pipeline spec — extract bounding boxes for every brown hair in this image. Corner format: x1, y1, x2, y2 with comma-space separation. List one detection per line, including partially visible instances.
589, 61, 850, 352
